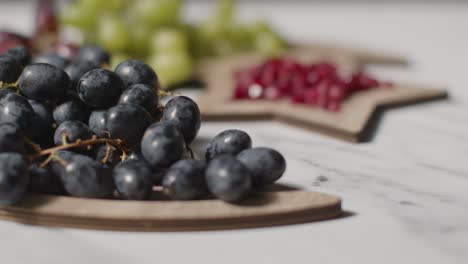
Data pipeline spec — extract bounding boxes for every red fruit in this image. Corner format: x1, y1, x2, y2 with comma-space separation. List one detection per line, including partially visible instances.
315, 62, 337, 79
291, 93, 306, 104
290, 71, 307, 94
327, 100, 341, 112
304, 89, 319, 105
328, 85, 347, 101
260, 66, 276, 86
233, 83, 249, 99
264, 86, 283, 100
0, 31, 31, 53
232, 57, 388, 112
247, 82, 265, 99
36, 0, 58, 35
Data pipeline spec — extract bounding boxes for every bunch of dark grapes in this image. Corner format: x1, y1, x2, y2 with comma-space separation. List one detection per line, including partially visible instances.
0, 45, 286, 205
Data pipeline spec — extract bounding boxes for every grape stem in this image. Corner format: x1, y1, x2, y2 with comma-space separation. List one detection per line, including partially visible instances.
0, 80, 19, 91
32, 135, 129, 160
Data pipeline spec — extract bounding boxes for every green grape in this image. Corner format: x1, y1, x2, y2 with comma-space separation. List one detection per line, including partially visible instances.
214, 0, 235, 25
60, 2, 98, 31
227, 23, 254, 52
151, 28, 188, 54
132, 0, 181, 27
80, 0, 107, 12
110, 53, 131, 70
254, 31, 286, 58
127, 23, 152, 57
106, 0, 128, 13
97, 14, 130, 53
148, 52, 193, 87
251, 20, 274, 35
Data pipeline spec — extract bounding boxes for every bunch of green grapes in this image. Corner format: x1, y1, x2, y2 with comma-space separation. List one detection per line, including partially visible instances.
60, 0, 286, 87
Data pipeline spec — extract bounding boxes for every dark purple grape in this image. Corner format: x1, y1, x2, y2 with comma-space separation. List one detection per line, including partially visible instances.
4, 45, 31, 67
49, 150, 77, 177
94, 144, 121, 167
61, 154, 114, 198
114, 59, 159, 89
65, 60, 99, 91
237, 147, 286, 187
88, 110, 107, 137
0, 123, 25, 153
205, 155, 252, 202
141, 122, 185, 168
0, 152, 30, 206
53, 98, 91, 125
106, 104, 152, 145
0, 93, 35, 134
18, 63, 70, 102
113, 160, 154, 200
126, 150, 143, 162
162, 96, 200, 144
205, 129, 252, 161
0, 55, 22, 83
53, 120, 94, 145
118, 84, 158, 114
29, 163, 63, 195
76, 45, 110, 66
77, 68, 125, 108
0, 89, 14, 99
35, 0, 58, 36
28, 99, 54, 144
33, 53, 69, 69
163, 159, 207, 200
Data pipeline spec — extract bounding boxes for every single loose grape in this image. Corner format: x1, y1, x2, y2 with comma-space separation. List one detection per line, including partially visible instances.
237, 147, 286, 187
205, 155, 251, 202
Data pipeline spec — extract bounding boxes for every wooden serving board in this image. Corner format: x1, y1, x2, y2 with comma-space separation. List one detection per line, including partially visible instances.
196, 43, 448, 142
0, 189, 341, 231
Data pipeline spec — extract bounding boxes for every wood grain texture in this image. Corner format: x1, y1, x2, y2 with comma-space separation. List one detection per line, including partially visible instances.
197, 44, 448, 142
0, 190, 341, 231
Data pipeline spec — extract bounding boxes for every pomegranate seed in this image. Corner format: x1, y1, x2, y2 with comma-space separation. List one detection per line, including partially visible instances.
233, 57, 390, 112
291, 93, 305, 104
260, 67, 276, 86
233, 83, 249, 99
247, 82, 265, 99
305, 89, 319, 104
328, 85, 346, 101
264, 86, 283, 100
327, 101, 341, 112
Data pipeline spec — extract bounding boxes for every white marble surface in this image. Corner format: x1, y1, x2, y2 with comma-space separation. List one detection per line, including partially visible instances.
1, 1, 467, 264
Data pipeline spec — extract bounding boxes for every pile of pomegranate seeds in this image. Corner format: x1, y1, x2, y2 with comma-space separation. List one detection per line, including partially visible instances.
233, 58, 392, 112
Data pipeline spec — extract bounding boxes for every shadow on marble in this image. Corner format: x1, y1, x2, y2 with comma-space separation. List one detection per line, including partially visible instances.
360, 97, 450, 143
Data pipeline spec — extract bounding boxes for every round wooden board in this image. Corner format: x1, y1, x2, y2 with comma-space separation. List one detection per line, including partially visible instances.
0, 190, 341, 231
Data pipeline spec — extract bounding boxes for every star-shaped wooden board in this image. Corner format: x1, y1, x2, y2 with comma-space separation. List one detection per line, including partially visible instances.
196, 43, 448, 142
